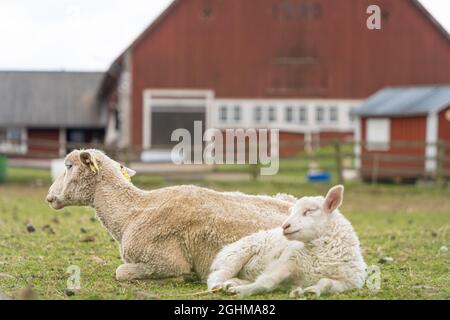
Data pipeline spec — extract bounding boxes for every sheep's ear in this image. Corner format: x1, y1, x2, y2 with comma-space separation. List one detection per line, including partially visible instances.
324, 185, 344, 213
79, 151, 99, 173
125, 167, 136, 177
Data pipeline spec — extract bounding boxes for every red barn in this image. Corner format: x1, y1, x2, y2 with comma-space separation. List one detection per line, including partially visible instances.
354, 85, 450, 181
99, 0, 450, 158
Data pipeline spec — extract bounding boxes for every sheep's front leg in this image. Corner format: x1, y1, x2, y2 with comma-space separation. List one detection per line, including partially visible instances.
116, 262, 194, 282
229, 242, 302, 297
207, 243, 255, 291
290, 278, 348, 299
116, 263, 153, 281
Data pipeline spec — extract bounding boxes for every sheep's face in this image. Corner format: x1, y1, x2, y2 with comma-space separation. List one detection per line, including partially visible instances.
282, 185, 344, 242
46, 149, 136, 210
46, 150, 101, 209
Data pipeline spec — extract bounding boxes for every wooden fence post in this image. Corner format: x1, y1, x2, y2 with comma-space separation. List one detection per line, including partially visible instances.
371, 154, 380, 185
250, 163, 259, 181
333, 140, 344, 185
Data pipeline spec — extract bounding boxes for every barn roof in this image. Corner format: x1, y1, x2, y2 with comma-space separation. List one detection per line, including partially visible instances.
353, 85, 450, 117
0, 71, 106, 128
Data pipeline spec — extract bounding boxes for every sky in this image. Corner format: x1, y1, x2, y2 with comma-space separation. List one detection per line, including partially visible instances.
0, 0, 448, 72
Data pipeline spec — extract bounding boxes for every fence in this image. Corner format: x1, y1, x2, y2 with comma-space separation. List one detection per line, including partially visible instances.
1, 137, 450, 186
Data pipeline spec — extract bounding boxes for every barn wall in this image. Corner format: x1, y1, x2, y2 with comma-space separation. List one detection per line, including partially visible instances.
438, 105, 450, 173
27, 128, 60, 158
129, 0, 450, 148
360, 116, 427, 179
279, 132, 304, 157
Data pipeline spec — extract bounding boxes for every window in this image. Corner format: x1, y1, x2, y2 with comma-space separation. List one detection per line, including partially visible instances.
329, 106, 338, 122
233, 106, 241, 122
254, 106, 263, 123
219, 106, 228, 122
366, 118, 390, 151
299, 106, 308, 123
349, 107, 356, 122
316, 106, 324, 123
268, 106, 276, 122
285, 106, 293, 123
0, 128, 26, 154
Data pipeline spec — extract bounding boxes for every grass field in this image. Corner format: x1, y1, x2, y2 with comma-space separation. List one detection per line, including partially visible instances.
0, 167, 449, 300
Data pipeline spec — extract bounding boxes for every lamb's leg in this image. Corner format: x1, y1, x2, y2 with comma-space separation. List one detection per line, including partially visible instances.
290, 278, 348, 299
228, 242, 302, 297
207, 243, 255, 290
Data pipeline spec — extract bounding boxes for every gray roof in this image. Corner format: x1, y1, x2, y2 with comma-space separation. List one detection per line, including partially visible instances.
353, 85, 450, 117
0, 71, 106, 128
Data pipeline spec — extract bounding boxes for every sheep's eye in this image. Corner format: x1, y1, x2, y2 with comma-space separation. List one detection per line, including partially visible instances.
65, 164, 73, 170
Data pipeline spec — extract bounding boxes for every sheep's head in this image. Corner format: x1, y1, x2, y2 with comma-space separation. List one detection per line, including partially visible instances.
46, 149, 136, 210
282, 185, 344, 242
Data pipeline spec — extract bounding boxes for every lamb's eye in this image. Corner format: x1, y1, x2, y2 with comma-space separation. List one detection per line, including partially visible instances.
65, 164, 73, 170
303, 208, 317, 216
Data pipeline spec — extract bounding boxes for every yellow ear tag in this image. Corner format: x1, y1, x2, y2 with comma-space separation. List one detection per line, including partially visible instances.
120, 165, 131, 181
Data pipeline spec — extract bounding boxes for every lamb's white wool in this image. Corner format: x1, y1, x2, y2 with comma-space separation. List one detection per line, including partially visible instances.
208, 185, 367, 298
46, 149, 293, 281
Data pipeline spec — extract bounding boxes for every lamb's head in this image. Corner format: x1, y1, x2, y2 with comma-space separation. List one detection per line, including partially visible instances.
281, 185, 344, 242
46, 149, 136, 210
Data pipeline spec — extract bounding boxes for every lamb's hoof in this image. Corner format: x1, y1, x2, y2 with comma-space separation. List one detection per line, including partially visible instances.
289, 288, 306, 299
227, 285, 251, 297
208, 283, 225, 292
222, 280, 243, 292
302, 286, 321, 299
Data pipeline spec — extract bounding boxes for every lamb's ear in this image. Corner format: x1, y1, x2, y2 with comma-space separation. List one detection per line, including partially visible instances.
79, 151, 99, 173
323, 185, 344, 213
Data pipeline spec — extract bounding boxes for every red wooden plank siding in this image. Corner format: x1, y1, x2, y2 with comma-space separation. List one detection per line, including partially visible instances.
361, 117, 427, 178
27, 129, 60, 158
129, 0, 450, 148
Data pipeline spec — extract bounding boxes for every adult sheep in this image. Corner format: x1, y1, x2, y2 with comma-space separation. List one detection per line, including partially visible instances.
46, 149, 293, 282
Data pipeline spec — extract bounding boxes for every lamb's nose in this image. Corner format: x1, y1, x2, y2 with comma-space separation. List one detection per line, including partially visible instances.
46, 194, 54, 203
282, 223, 291, 230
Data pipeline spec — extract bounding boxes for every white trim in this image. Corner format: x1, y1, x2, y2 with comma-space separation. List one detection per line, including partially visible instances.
354, 118, 361, 169
142, 89, 214, 150
212, 98, 362, 133
425, 112, 439, 174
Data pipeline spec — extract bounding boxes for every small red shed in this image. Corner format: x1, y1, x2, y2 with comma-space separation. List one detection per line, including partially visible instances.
354, 85, 450, 181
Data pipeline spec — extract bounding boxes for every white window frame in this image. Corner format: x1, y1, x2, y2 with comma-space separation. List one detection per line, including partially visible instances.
298, 106, 308, 124
268, 106, 277, 122
233, 105, 241, 122
0, 128, 27, 154
285, 106, 294, 123
316, 106, 325, 124
219, 105, 228, 123
366, 118, 390, 151
329, 106, 338, 123
254, 106, 263, 123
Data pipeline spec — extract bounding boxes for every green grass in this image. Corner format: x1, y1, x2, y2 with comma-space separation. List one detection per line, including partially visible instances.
0, 167, 449, 300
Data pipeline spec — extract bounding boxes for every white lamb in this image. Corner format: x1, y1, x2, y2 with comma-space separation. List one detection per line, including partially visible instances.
207, 185, 367, 298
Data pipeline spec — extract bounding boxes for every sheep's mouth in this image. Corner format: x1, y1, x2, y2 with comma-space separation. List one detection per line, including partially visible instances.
49, 200, 64, 210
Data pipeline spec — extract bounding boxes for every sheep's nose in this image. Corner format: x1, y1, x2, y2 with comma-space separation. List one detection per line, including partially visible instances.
46, 194, 54, 203
282, 223, 291, 231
